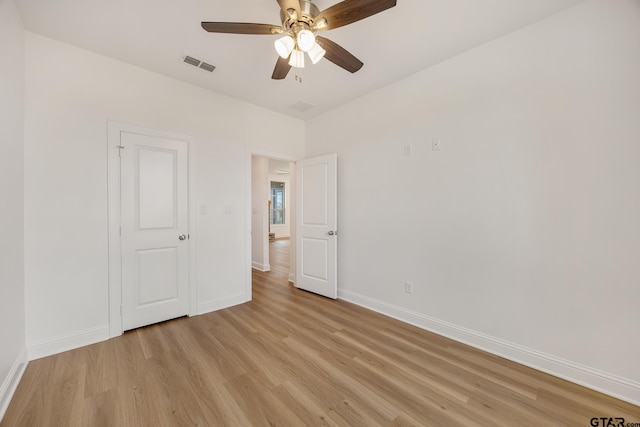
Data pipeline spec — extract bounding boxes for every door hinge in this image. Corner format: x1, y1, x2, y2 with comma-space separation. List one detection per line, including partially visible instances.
117, 145, 125, 157
119, 226, 122, 237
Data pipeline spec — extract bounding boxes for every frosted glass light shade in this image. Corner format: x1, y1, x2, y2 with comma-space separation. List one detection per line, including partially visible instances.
289, 49, 305, 68
307, 42, 326, 64
274, 36, 295, 59
296, 29, 315, 52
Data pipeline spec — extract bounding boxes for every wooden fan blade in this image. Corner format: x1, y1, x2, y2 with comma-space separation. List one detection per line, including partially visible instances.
277, 0, 301, 19
316, 36, 363, 73
201, 22, 280, 35
272, 56, 292, 80
315, 0, 397, 31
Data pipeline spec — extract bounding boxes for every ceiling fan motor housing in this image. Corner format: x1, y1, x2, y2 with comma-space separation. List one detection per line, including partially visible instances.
280, 0, 320, 33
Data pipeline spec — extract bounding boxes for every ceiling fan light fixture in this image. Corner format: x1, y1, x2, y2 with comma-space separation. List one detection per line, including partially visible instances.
274, 35, 295, 58
289, 49, 305, 68
296, 29, 315, 52
307, 42, 326, 64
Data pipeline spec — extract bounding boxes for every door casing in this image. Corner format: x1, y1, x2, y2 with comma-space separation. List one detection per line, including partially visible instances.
107, 121, 197, 338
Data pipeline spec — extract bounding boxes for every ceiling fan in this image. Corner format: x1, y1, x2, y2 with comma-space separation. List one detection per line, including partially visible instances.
201, 0, 397, 80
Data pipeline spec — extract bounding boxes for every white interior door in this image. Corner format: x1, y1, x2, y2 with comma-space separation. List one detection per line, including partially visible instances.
120, 132, 189, 330
296, 154, 337, 299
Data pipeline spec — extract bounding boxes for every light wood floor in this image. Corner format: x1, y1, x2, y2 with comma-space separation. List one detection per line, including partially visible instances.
3, 239, 639, 426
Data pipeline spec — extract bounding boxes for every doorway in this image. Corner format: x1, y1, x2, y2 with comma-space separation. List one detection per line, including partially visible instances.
246, 151, 338, 301
250, 155, 296, 285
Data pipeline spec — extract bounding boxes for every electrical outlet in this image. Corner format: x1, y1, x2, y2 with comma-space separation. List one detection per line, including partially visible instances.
404, 281, 414, 294
403, 144, 413, 156
432, 139, 441, 151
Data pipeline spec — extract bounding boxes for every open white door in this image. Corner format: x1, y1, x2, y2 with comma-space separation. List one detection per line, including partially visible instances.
296, 154, 337, 299
120, 132, 189, 330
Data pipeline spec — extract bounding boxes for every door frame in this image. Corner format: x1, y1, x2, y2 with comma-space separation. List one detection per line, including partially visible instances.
245, 149, 300, 302
107, 121, 197, 338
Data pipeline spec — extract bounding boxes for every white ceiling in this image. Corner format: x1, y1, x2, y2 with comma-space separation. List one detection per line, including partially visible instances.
16, 0, 585, 120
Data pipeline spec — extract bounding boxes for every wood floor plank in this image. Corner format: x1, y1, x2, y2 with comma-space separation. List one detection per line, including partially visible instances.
3, 358, 55, 426
333, 328, 476, 403
3, 239, 639, 426
224, 373, 305, 426
314, 342, 488, 427
80, 388, 120, 427
278, 337, 399, 425
82, 339, 120, 398
50, 352, 86, 427
272, 381, 342, 427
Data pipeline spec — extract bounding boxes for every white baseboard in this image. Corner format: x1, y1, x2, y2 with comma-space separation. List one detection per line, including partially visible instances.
338, 289, 640, 407
288, 273, 295, 283
251, 261, 271, 272
197, 293, 249, 315
0, 347, 28, 422
27, 324, 110, 361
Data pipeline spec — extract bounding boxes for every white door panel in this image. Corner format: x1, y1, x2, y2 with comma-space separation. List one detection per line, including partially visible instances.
296, 154, 337, 299
137, 247, 178, 304
301, 238, 328, 280
137, 148, 177, 229
301, 162, 328, 226
121, 132, 189, 330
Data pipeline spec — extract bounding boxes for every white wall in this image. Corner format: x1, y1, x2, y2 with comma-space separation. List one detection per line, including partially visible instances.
0, 0, 27, 417
251, 157, 270, 271
24, 32, 304, 356
268, 173, 291, 239
306, 0, 640, 404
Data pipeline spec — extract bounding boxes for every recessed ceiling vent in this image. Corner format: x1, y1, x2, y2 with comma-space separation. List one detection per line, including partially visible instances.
289, 100, 315, 112
182, 55, 216, 73
199, 62, 216, 72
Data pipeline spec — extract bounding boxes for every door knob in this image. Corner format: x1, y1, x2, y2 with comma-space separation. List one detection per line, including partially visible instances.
328, 230, 337, 236
178, 234, 187, 241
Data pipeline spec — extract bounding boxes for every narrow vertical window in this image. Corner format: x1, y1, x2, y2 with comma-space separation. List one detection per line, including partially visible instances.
270, 181, 285, 225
